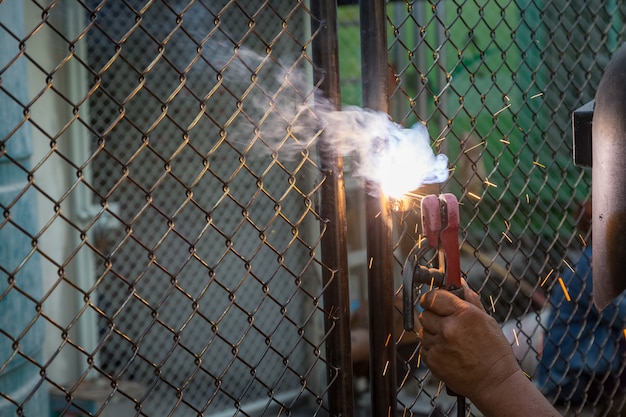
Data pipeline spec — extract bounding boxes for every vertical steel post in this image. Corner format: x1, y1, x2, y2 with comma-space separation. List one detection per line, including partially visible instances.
359, 1, 398, 417
310, 1, 355, 416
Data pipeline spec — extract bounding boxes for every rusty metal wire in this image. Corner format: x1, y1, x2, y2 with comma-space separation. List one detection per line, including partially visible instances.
1, 1, 338, 416
1, 1, 626, 417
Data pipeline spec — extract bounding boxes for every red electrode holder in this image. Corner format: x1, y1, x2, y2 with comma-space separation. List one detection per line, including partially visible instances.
403, 193, 462, 331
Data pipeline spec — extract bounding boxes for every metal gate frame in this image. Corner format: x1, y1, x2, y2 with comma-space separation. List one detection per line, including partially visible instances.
312, 2, 404, 416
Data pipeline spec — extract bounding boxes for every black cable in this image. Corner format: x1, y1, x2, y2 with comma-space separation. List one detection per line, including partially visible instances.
457, 396, 466, 417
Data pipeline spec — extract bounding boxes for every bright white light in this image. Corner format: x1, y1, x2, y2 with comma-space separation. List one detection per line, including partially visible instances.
317, 108, 449, 197
363, 122, 449, 198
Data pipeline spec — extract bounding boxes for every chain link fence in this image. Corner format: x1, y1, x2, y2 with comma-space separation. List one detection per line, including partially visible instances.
1, 1, 625, 417
382, 1, 625, 416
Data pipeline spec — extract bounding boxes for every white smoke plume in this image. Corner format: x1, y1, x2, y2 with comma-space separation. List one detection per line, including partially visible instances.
196, 32, 449, 197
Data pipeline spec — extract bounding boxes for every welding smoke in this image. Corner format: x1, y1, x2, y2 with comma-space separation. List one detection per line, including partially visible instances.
317, 106, 449, 196
196, 33, 449, 196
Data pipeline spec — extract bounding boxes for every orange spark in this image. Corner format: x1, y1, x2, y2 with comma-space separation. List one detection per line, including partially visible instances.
541, 269, 554, 287
485, 179, 498, 188
436, 381, 443, 397
558, 277, 571, 302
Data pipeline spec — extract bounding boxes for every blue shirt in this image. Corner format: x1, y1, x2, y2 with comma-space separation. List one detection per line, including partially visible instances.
538, 246, 626, 399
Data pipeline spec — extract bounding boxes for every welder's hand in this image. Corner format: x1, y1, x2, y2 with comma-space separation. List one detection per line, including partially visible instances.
417, 279, 520, 402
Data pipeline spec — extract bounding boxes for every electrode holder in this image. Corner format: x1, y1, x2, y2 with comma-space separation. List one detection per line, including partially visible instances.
403, 193, 461, 331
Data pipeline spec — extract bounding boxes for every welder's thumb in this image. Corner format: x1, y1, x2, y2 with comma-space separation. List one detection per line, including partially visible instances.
461, 278, 484, 311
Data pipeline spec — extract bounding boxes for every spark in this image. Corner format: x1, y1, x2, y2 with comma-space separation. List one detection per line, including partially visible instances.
504, 220, 510, 230
558, 277, 571, 302
500, 138, 510, 144
485, 179, 498, 188
468, 191, 481, 200
463, 140, 485, 154
526, 194, 530, 204
436, 381, 444, 397
502, 231, 513, 243
504, 95, 510, 102
383, 360, 389, 376
533, 161, 546, 168
328, 305, 337, 319
579, 233, 587, 246
434, 129, 447, 144
375, 211, 382, 218
541, 269, 554, 287
563, 259, 575, 273
623, 329, 626, 340
385, 333, 392, 347
493, 103, 511, 116
531, 92, 544, 99
370, 122, 449, 198
490, 295, 496, 312
415, 224, 419, 234
368, 257, 374, 269
417, 351, 421, 367
430, 276, 435, 291
513, 329, 519, 346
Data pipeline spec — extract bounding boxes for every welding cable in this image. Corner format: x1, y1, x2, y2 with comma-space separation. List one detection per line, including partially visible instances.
457, 396, 466, 417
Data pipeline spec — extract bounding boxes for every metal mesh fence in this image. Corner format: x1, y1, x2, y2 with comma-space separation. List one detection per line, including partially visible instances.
1, 1, 625, 417
1, 2, 332, 416
382, 1, 626, 416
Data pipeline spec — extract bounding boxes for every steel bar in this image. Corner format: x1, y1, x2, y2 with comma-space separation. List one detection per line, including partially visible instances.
360, 1, 398, 416
311, 1, 355, 416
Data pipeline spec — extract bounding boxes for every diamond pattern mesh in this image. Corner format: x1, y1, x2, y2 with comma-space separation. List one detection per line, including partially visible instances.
1, 1, 625, 416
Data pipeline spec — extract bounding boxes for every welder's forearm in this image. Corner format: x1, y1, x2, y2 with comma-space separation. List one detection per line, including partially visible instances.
470, 370, 560, 417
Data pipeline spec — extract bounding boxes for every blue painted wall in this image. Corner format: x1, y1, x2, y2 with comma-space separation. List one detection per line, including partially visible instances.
0, 2, 48, 416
